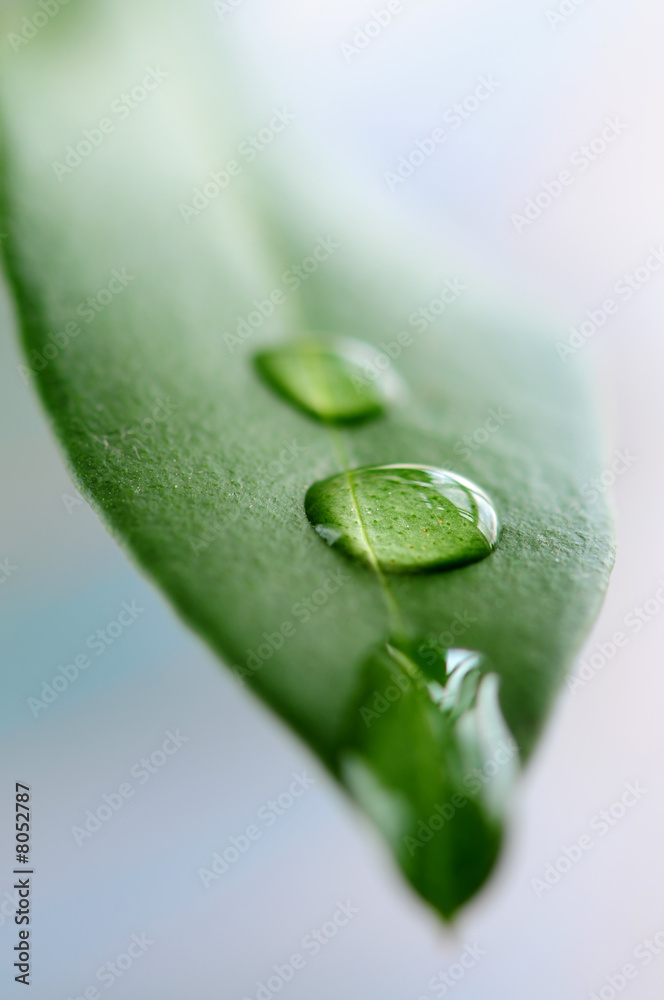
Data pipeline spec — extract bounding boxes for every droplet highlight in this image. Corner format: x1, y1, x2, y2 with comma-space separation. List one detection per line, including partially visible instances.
305, 464, 498, 574
254, 337, 402, 423
339, 636, 517, 918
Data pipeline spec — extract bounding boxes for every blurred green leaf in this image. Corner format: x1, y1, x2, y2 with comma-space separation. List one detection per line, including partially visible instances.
0, 0, 614, 918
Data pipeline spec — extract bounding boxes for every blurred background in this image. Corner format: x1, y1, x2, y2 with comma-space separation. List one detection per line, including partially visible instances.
2, 0, 663, 996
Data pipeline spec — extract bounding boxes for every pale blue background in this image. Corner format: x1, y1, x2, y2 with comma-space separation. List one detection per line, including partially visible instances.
2, 1, 664, 997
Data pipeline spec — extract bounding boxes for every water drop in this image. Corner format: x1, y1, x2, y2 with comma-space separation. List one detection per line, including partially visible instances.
339, 635, 515, 917
254, 337, 402, 423
426, 648, 486, 720
305, 464, 498, 573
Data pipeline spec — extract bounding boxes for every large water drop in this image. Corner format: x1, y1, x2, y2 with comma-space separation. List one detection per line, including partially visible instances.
305, 464, 498, 573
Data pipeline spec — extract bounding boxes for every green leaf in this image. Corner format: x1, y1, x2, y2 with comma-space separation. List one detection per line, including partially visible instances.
0, 0, 614, 919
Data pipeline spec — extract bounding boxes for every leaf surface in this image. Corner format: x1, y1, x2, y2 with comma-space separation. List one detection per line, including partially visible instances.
0, 0, 614, 917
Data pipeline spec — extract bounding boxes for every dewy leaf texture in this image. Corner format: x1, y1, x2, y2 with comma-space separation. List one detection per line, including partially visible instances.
0, 0, 614, 918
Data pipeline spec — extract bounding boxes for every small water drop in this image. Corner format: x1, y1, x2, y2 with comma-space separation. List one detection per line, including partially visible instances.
254, 336, 403, 423
305, 464, 498, 573
315, 524, 343, 546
